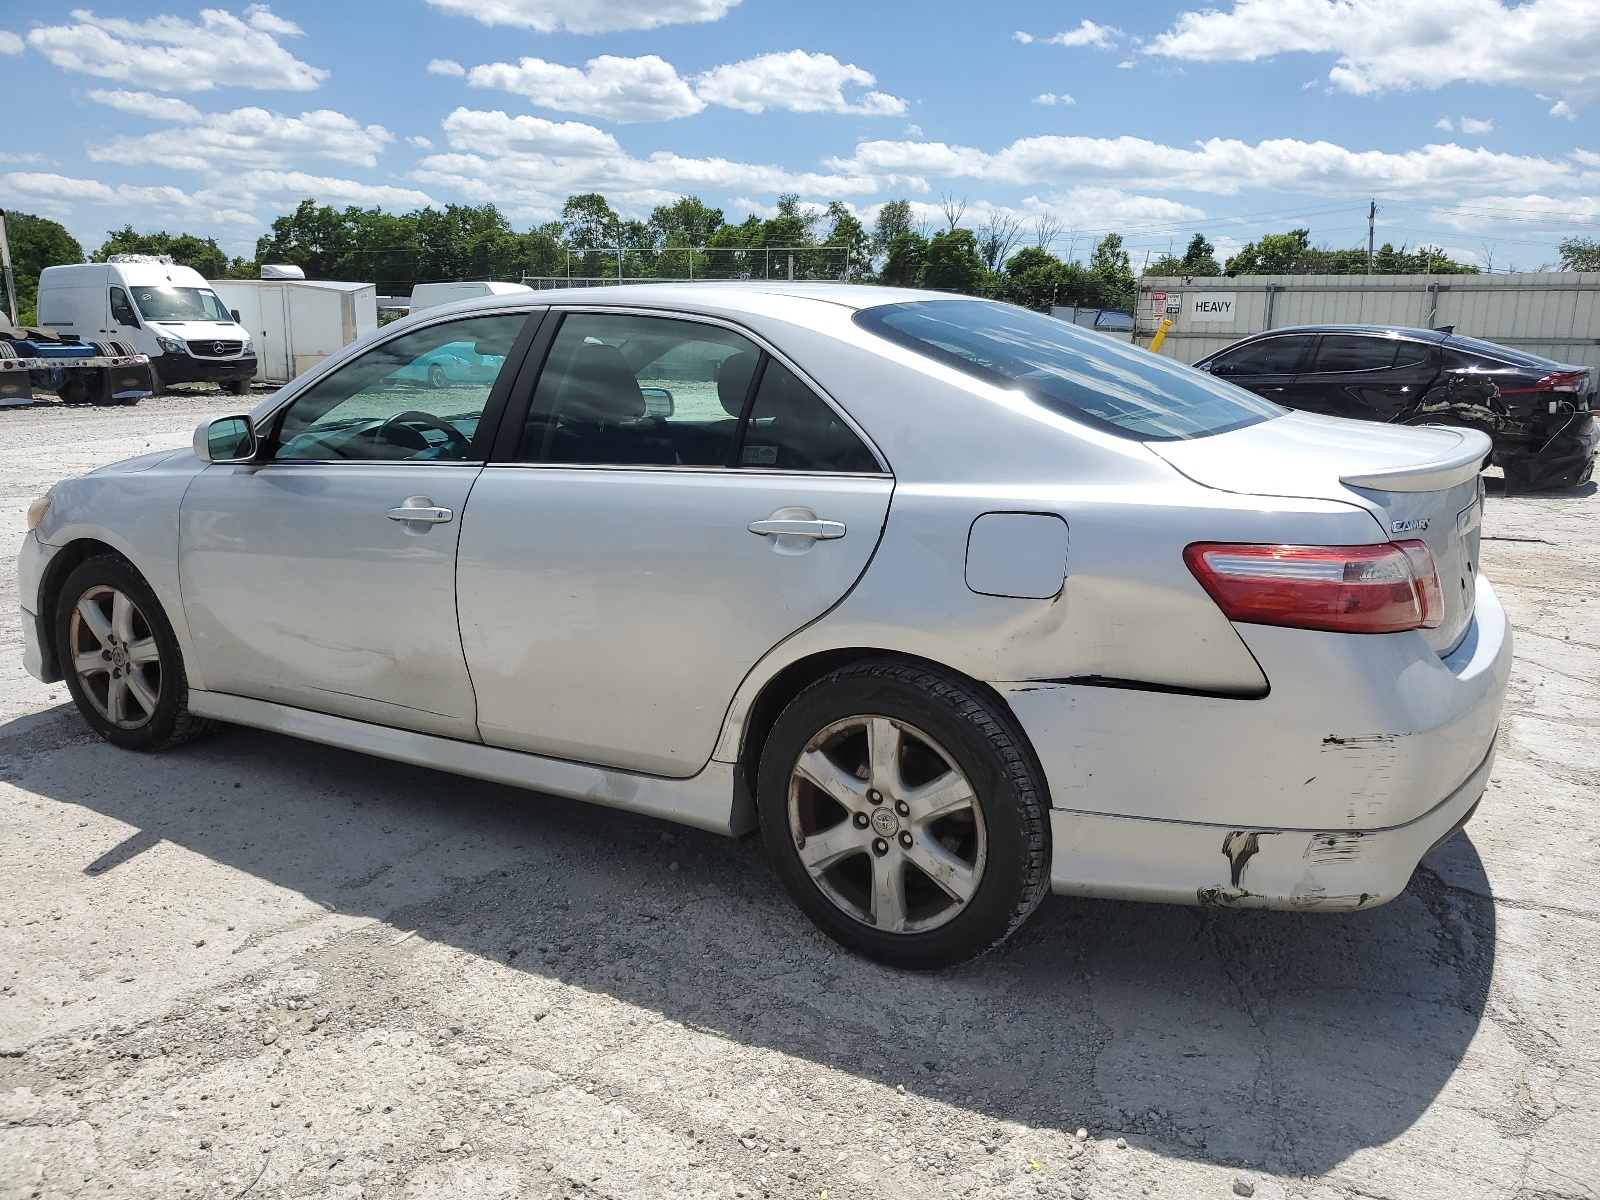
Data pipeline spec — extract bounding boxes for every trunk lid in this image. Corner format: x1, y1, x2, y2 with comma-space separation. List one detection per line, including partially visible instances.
1150, 411, 1489, 654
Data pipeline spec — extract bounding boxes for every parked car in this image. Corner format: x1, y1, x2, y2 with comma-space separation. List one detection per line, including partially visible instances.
19, 287, 1510, 968
388, 340, 508, 389
1194, 324, 1597, 491
37, 258, 257, 395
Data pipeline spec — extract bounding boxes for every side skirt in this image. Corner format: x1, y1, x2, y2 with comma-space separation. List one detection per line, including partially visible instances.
187, 690, 750, 836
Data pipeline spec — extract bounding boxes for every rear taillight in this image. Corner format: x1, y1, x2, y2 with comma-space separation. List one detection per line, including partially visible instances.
1185, 541, 1443, 634
1502, 370, 1589, 395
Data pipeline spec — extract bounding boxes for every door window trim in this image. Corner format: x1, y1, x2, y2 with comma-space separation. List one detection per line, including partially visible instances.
255, 306, 549, 466
485, 305, 892, 477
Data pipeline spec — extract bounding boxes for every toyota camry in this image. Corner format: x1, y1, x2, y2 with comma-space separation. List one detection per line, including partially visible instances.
18, 285, 1511, 968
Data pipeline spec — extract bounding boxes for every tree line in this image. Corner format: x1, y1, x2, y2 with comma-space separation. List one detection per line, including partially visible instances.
15, 193, 1586, 330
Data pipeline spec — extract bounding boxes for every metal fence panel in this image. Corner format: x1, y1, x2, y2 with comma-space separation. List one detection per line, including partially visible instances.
1139, 273, 1600, 367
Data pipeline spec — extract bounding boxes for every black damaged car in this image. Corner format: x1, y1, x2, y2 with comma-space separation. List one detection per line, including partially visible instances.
1195, 325, 1597, 491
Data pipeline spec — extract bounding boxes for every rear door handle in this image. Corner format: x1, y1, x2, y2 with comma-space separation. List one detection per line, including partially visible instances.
748, 517, 845, 540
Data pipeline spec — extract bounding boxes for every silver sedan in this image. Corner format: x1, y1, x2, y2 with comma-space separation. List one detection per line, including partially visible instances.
18, 285, 1511, 968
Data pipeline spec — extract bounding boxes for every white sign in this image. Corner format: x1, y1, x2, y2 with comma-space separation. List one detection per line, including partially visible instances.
1188, 292, 1238, 323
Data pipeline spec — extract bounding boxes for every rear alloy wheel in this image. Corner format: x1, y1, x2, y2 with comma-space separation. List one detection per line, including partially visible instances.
758, 659, 1049, 969
55, 554, 215, 751
428, 364, 448, 389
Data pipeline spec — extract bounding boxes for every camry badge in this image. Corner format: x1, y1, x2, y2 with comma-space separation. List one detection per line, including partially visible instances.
1390, 517, 1430, 533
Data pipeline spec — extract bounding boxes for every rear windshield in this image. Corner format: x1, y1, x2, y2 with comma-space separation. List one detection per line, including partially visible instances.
854, 299, 1280, 440
1443, 334, 1563, 371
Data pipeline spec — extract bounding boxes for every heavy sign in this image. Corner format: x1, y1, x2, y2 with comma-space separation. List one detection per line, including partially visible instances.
1187, 292, 1238, 323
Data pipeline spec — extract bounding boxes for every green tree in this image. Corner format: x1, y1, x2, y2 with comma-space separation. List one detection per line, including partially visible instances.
880, 231, 929, 287
649, 196, 724, 246
94, 226, 236, 278
824, 202, 870, 280
1558, 237, 1600, 271
872, 200, 914, 258
1226, 228, 1475, 276
1147, 233, 1222, 277
1, 211, 84, 325
1089, 233, 1135, 310
993, 245, 1100, 310
919, 228, 984, 293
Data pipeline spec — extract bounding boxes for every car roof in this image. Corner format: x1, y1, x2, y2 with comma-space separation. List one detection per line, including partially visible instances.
1242, 324, 1447, 343
458, 281, 957, 316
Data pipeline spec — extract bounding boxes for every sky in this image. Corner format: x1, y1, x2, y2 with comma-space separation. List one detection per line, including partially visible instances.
2, 0, 1598, 271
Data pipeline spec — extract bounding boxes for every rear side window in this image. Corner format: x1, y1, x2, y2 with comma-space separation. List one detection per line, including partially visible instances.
739, 359, 880, 472
856, 300, 1279, 441
1210, 336, 1310, 377
1311, 334, 1399, 373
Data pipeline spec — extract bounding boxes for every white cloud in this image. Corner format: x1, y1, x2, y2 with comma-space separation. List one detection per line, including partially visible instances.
1013, 32, 1035, 45
829, 133, 1579, 199
0, 31, 24, 55
199, 170, 434, 212
89, 88, 201, 121
904, 124, 923, 137
1551, 100, 1577, 118
27, 6, 327, 93
1033, 93, 1077, 106
1434, 117, 1454, 131
468, 55, 704, 123
0, 170, 255, 226
1429, 192, 1600, 234
406, 135, 434, 149
1047, 20, 1122, 49
425, 0, 738, 33
412, 107, 881, 221
1460, 116, 1494, 134
1147, 0, 1600, 107
428, 59, 466, 77
694, 50, 905, 116
90, 107, 393, 172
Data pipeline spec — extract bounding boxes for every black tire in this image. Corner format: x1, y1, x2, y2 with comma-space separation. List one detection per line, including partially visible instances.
54, 553, 217, 752
757, 658, 1050, 969
223, 378, 251, 396
148, 366, 166, 396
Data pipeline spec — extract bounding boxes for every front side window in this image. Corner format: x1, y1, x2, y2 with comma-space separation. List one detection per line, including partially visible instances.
109, 287, 139, 327
128, 286, 231, 323
856, 299, 1280, 440
517, 312, 879, 471
1210, 336, 1311, 378
273, 312, 529, 461
1310, 334, 1400, 374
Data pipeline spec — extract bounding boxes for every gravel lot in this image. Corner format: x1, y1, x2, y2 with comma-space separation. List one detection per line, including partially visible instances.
1, 390, 1597, 1200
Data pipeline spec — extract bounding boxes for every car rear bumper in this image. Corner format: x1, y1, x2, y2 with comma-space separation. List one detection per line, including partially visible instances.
1001, 572, 1511, 909
1045, 739, 1491, 908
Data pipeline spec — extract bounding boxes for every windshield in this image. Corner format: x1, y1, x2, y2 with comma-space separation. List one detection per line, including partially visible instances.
129, 286, 232, 323
855, 299, 1281, 440
1444, 334, 1563, 371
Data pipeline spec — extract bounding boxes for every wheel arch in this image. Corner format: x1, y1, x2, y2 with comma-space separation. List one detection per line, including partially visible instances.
34, 537, 124, 681
733, 646, 1049, 828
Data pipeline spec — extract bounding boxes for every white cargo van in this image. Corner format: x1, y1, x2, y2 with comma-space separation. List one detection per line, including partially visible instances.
408, 280, 532, 312
36, 257, 257, 394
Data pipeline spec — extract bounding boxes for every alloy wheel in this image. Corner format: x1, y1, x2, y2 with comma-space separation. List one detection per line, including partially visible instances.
68, 584, 163, 729
786, 715, 987, 934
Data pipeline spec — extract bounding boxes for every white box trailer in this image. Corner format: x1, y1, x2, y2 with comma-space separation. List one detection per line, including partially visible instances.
209, 278, 377, 384
1138, 272, 1600, 368
409, 280, 532, 312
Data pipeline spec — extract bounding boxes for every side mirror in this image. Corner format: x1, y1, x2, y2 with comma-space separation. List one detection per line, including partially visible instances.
640, 386, 675, 418
195, 415, 258, 463
230, 309, 242, 324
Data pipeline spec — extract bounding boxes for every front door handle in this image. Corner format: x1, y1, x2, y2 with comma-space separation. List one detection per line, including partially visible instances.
748, 516, 845, 540
387, 496, 453, 526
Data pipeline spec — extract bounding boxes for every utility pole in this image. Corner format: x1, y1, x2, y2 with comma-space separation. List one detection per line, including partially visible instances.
1367, 199, 1377, 275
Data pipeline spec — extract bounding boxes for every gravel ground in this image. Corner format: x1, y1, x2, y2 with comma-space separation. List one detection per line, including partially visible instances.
1, 390, 1597, 1200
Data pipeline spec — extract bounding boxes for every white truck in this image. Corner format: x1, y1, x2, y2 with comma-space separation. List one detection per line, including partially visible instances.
36, 257, 257, 394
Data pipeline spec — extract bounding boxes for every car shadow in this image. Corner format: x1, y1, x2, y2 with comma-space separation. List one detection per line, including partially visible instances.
7, 712, 1496, 1179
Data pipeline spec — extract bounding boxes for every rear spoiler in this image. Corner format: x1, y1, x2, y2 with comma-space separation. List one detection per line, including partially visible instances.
1340, 427, 1492, 493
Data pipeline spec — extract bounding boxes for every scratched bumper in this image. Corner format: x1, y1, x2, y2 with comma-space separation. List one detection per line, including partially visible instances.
17, 532, 60, 683
1045, 740, 1493, 908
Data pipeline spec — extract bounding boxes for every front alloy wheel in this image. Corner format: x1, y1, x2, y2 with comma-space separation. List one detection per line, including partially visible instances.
69, 584, 163, 729
789, 715, 986, 934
